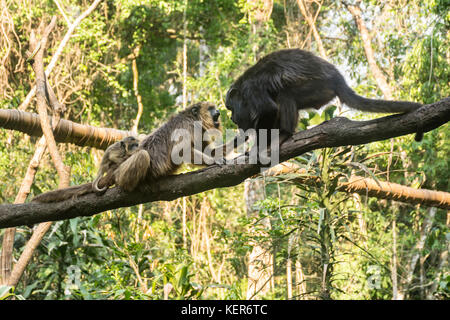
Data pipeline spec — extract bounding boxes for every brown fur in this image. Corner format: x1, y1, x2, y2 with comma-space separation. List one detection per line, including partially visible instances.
92, 136, 139, 192
115, 102, 223, 192
114, 150, 151, 192
32, 102, 224, 202
32, 183, 93, 203
32, 136, 138, 203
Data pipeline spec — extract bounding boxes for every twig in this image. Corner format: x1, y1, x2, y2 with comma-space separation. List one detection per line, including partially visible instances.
18, 0, 103, 111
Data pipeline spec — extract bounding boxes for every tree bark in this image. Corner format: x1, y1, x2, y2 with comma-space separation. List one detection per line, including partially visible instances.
0, 98, 447, 228
265, 163, 450, 209
131, 47, 144, 135
245, 178, 273, 299
0, 120, 49, 285
0, 108, 133, 150
399, 207, 436, 299
391, 213, 399, 300
346, 2, 393, 99
2, 17, 71, 288
342, 176, 449, 209
296, 0, 327, 59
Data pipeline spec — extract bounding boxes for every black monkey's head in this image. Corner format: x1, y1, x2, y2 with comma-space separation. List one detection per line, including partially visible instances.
225, 87, 253, 130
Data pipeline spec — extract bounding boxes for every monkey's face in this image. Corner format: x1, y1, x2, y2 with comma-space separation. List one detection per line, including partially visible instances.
208, 106, 221, 129
122, 136, 139, 154
225, 87, 253, 130
190, 102, 222, 130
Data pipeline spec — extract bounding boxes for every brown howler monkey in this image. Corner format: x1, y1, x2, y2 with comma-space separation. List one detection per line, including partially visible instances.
115, 101, 225, 192
225, 49, 423, 143
33, 102, 226, 201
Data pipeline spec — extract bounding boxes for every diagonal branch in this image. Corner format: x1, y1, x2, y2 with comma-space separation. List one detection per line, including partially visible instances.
3, 16, 70, 288
30, 16, 70, 182
18, 0, 103, 111
0, 97, 448, 229
345, 2, 393, 99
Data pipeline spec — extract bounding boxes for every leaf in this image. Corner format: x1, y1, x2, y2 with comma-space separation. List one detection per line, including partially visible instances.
309, 111, 323, 125
323, 105, 337, 120
70, 218, 79, 235
0, 285, 13, 300
317, 208, 325, 234
23, 282, 39, 298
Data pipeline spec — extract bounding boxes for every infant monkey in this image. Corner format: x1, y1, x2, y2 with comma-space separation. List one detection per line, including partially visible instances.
32, 136, 139, 203
92, 136, 139, 193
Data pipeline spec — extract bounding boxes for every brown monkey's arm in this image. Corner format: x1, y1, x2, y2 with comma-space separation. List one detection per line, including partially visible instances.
208, 131, 251, 161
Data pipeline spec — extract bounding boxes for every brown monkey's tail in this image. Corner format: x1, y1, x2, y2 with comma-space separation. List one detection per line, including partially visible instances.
115, 149, 150, 192
92, 168, 106, 193
32, 183, 93, 203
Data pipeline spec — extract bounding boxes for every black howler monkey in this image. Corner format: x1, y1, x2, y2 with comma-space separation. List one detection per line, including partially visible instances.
225, 49, 423, 143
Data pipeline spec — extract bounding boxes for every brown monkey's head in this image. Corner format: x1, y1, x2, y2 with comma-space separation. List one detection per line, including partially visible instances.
188, 102, 222, 130
121, 136, 140, 154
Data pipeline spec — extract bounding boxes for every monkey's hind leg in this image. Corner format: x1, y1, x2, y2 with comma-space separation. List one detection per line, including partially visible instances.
115, 149, 151, 192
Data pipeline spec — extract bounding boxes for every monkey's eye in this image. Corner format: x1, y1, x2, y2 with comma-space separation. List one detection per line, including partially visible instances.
191, 106, 199, 117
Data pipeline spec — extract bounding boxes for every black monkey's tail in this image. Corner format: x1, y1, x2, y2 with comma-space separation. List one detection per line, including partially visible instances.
336, 77, 422, 113
115, 149, 150, 192
336, 77, 424, 140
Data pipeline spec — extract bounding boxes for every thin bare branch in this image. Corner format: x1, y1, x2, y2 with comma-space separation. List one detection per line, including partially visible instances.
18, 0, 103, 111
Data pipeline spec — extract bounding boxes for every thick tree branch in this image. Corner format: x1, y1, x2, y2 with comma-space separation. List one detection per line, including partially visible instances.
0, 108, 132, 150
0, 98, 448, 228
265, 164, 450, 209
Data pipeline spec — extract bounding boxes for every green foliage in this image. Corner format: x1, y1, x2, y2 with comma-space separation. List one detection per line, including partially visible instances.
1, 0, 448, 300
0, 285, 25, 300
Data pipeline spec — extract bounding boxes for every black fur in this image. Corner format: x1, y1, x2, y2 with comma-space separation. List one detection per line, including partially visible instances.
226, 49, 422, 143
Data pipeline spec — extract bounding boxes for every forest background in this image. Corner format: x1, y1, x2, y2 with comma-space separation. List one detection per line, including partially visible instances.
0, 0, 448, 300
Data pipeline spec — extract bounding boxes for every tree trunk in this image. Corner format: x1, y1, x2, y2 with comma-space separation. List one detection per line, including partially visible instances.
245, 178, 273, 299
346, 3, 393, 99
